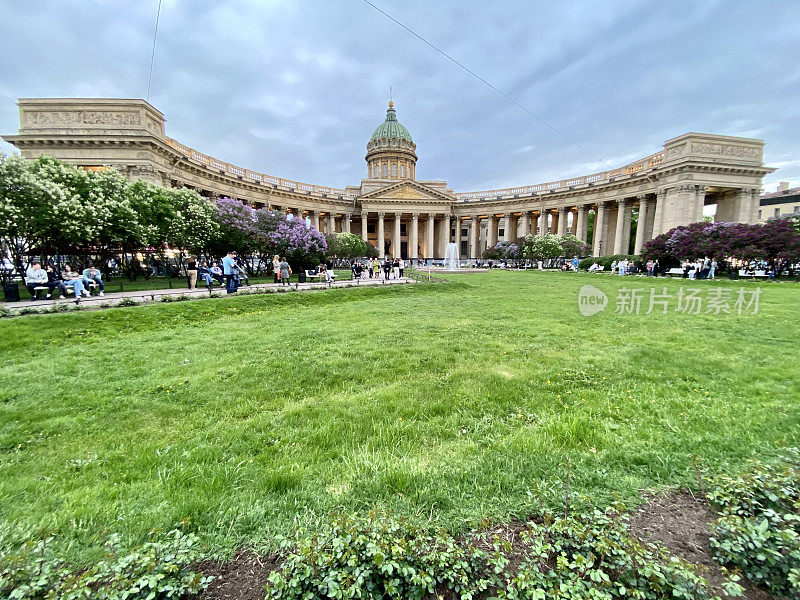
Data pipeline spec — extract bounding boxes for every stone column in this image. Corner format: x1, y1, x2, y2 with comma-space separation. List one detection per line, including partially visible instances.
377, 212, 386, 258
343, 212, 351, 234
455, 216, 463, 249
737, 187, 758, 224
393, 212, 402, 258
361, 213, 368, 242
651, 189, 666, 236
576, 205, 588, 243
410, 213, 419, 260
440, 214, 451, 256
593, 203, 607, 256
634, 196, 649, 255
469, 216, 478, 259
486, 215, 497, 248
426, 214, 436, 259
519, 211, 530, 238
557, 207, 567, 236
308, 210, 318, 230
498, 215, 508, 242
613, 199, 628, 255
539, 211, 548, 236
324, 214, 332, 235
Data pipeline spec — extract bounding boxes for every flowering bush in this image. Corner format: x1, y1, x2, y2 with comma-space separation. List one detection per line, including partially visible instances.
642, 220, 800, 263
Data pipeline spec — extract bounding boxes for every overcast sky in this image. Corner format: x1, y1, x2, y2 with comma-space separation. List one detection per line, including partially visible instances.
1, 0, 798, 193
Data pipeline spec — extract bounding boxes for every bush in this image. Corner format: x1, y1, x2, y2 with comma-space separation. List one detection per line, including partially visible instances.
0, 529, 212, 600
578, 254, 639, 271
267, 508, 725, 599
706, 452, 800, 597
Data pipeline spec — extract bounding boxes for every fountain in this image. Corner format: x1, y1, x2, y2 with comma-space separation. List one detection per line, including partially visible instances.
443, 242, 460, 271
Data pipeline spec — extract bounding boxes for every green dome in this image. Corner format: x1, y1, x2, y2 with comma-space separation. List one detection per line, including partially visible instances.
369, 102, 413, 144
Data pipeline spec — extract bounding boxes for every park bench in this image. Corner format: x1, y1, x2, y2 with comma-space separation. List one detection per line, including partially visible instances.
666, 268, 685, 277
32, 285, 49, 299
738, 269, 769, 278
305, 270, 322, 282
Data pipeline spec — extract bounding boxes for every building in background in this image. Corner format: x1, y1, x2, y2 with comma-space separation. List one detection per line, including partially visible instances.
759, 182, 800, 221
3, 98, 777, 260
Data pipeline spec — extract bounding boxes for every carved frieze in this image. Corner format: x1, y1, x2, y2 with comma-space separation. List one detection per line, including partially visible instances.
666, 144, 686, 159
690, 142, 759, 159
25, 111, 141, 127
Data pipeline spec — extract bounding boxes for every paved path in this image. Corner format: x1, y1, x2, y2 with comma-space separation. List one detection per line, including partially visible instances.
3, 276, 415, 311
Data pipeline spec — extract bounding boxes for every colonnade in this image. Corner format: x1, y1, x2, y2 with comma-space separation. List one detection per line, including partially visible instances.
250, 184, 759, 261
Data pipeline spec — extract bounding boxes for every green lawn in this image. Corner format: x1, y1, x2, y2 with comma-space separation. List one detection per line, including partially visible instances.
0, 272, 797, 564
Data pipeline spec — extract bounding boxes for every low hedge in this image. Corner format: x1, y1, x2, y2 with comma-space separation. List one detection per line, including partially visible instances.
578, 255, 639, 271
706, 452, 800, 597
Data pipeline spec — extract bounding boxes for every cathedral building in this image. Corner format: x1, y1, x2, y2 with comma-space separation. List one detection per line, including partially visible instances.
3, 98, 775, 259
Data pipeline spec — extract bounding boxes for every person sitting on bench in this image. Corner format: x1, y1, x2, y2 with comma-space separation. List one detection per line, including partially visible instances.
82, 266, 105, 296
24, 262, 48, 300
62, 265, 88, 303
45, 265, 67, 299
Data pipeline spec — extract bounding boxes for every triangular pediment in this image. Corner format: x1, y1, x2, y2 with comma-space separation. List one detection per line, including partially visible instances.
360, 180, 453, 202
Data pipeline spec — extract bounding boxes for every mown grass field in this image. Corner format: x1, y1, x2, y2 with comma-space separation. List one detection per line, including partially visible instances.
0, 271, 797, 564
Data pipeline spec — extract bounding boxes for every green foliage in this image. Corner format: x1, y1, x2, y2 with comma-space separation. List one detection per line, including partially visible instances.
578, 254, 638, 270
0, 529, 211, 600
326, 232, 373, 259
522, 234, 564, 260
706, 453, 800, 597
267, 507, 726, 600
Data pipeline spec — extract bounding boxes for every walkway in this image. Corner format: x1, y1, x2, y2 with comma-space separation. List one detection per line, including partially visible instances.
3, 276, 415, 311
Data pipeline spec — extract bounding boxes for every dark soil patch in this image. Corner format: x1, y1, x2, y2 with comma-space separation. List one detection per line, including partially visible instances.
628, 489, 785, 600
196, 550, 280, 600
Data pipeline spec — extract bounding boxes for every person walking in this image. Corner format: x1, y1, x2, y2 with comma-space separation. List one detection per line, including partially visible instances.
398, 258, 405, 278
373, 258, 380, 279
709, 258, 717, 280
272, 255, 281, 284
186, 255, 198, 289
383, 258, 391, 280
279, 256, 291, 286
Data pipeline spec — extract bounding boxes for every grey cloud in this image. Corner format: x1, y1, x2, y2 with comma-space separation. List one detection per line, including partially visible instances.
1, 0, 798, 191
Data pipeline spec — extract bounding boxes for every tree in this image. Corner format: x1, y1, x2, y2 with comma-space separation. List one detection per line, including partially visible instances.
212, 197, 257, 257
167, 189, 220, 255
326, 232, 370, 259
522, 234, 564, 262
0, 155, 55, 272
559, 233, 590, 258
268, 217, 327, 269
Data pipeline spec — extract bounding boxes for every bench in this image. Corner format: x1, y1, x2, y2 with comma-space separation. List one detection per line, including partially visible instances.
305, 270, 322, 282
32, 285, 49, 299
666, 268, 685, 277
738, 269, 770, 278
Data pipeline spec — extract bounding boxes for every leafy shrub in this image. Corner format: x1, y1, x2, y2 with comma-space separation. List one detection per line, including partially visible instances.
706, 452, 800, 597
267, 508, 726, 599
116, 297, 138, 307
578, 254, 638, 271
0, 529, 211, 600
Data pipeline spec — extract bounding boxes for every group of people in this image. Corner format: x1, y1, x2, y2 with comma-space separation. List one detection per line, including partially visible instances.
681, 258, 718, 280
24, 263, 105, 303
349, 257, 405, 280
186, 251, 252, 294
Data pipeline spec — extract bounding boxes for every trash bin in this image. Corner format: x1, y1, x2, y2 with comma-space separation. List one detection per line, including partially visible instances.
729, 270, 739, 280
298, 272, 306, 283
2, 283, 20, 302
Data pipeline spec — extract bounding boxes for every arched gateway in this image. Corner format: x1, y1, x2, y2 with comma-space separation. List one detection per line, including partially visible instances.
3, 98, 775, 260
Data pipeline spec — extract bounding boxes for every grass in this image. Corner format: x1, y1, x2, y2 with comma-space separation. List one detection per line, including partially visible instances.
0, 271, 797, 564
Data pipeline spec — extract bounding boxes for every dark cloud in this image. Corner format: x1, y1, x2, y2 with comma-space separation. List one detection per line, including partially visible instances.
1, 0, 798, 191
